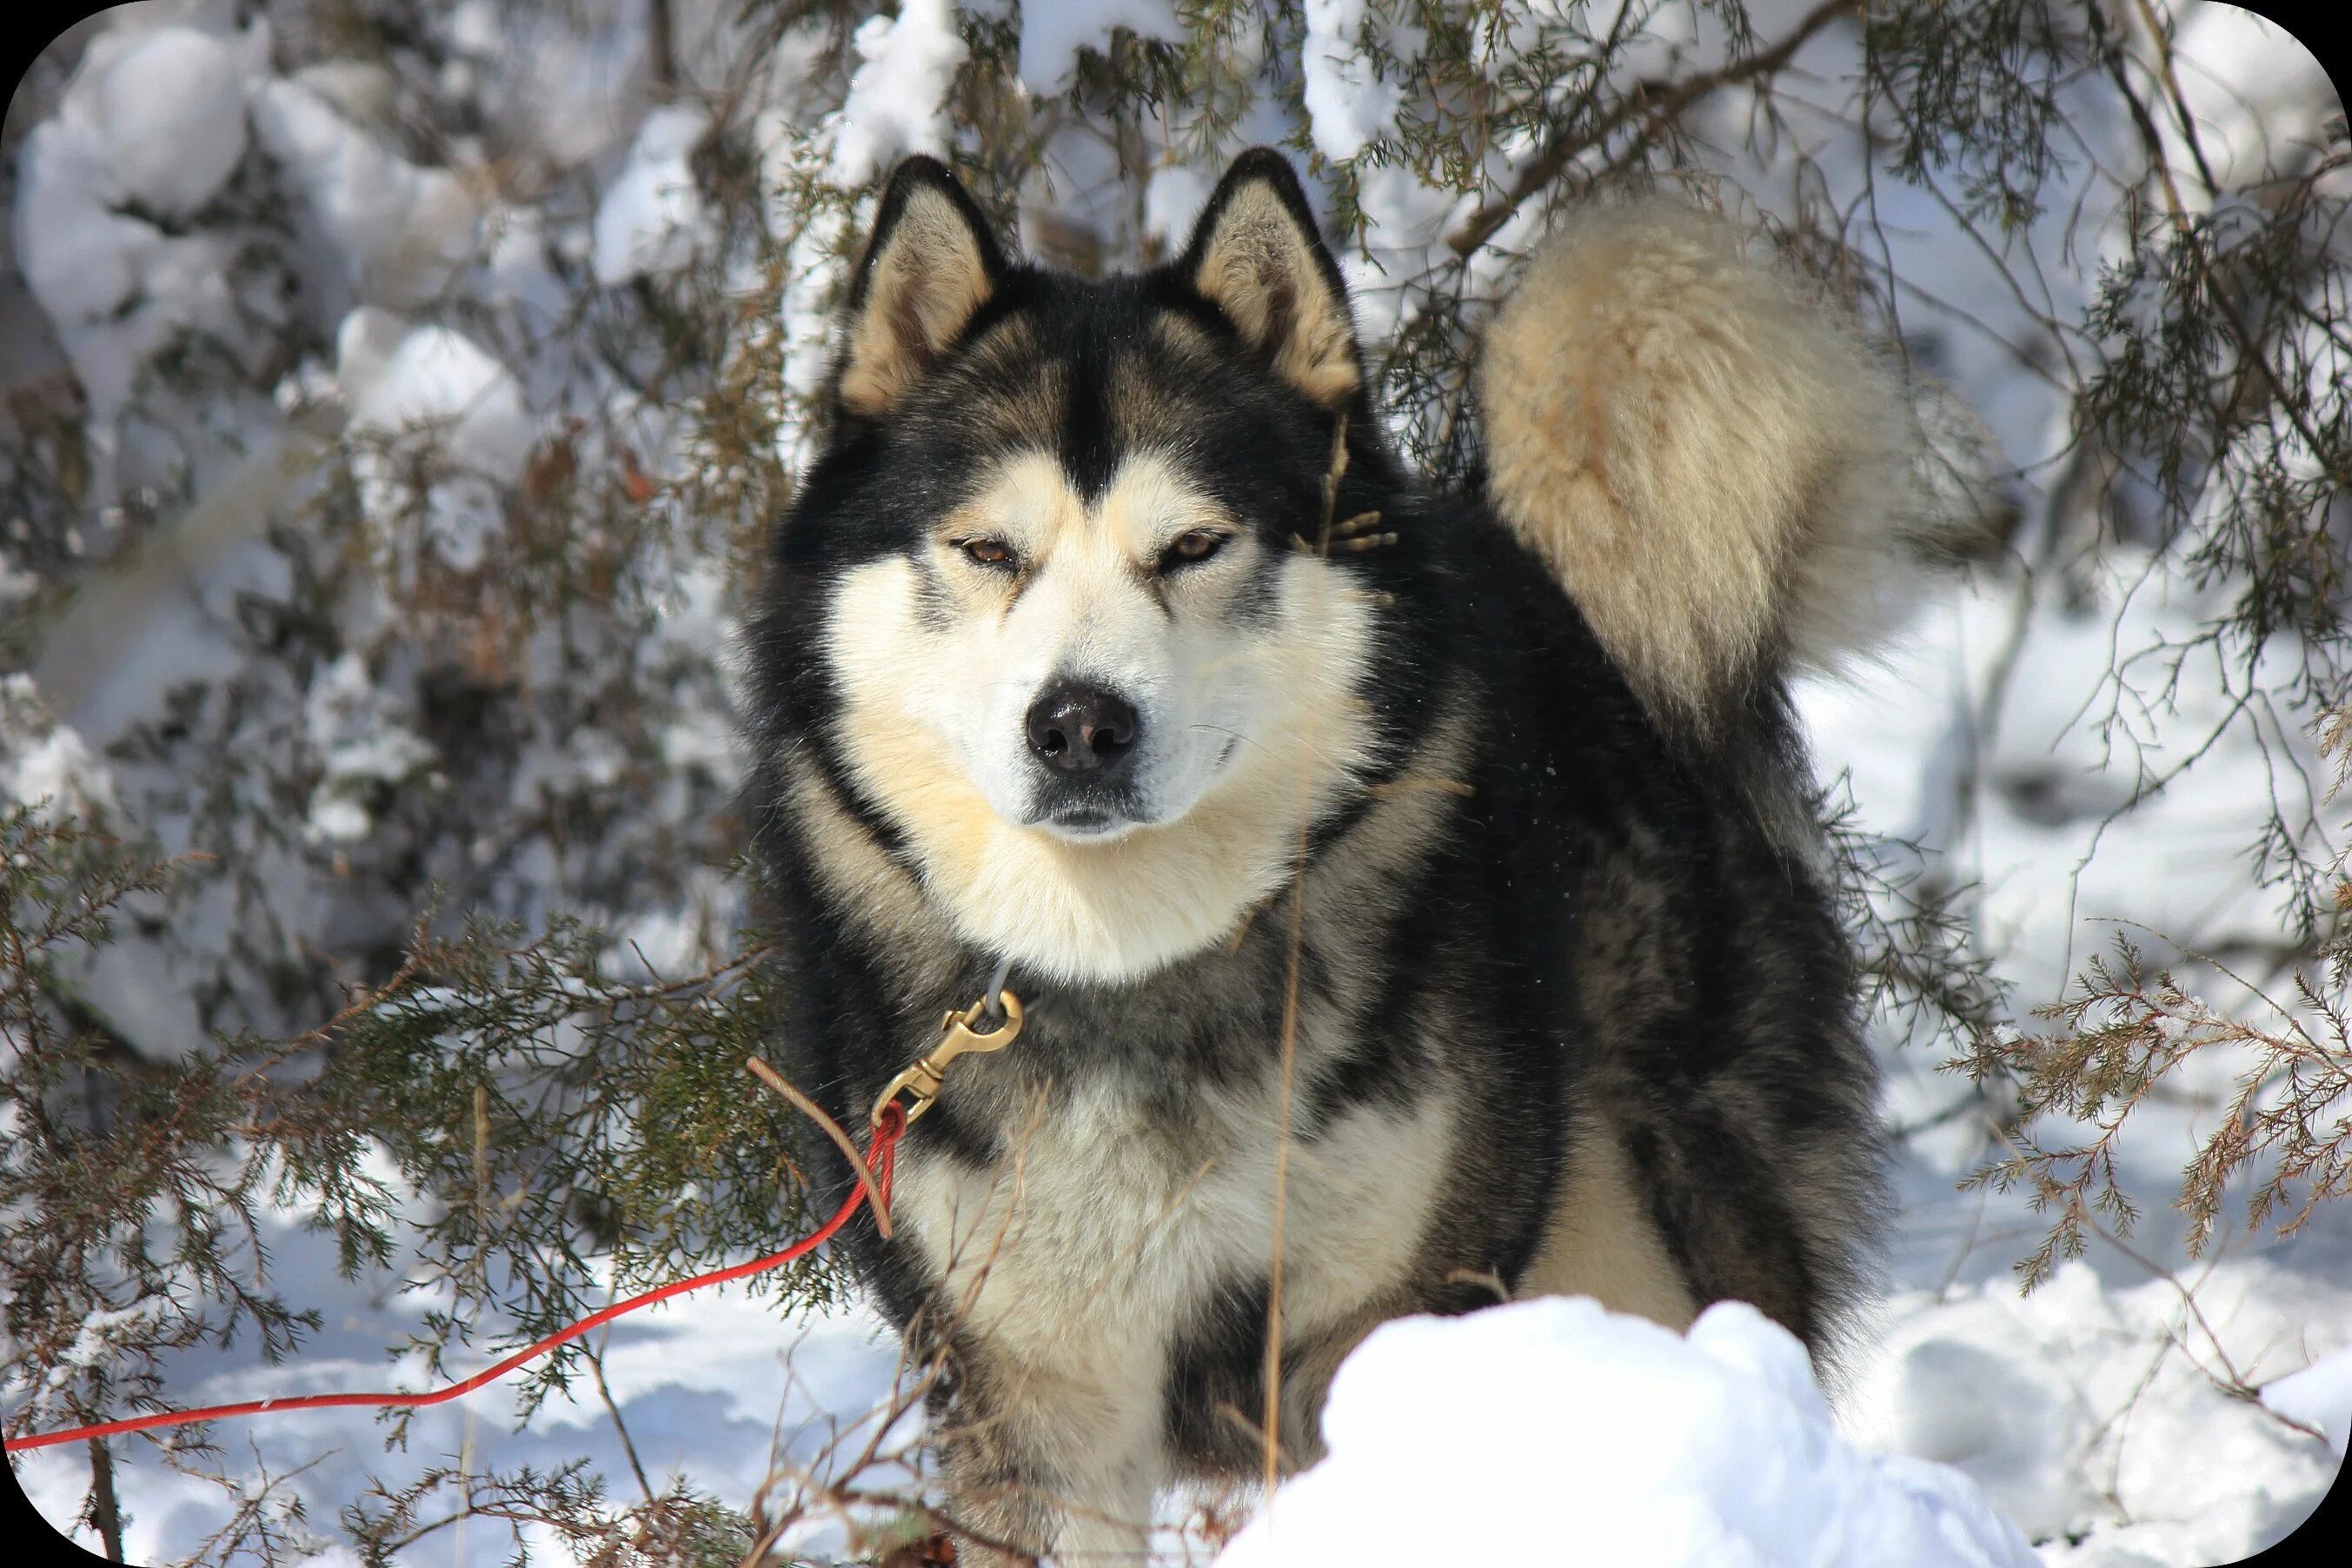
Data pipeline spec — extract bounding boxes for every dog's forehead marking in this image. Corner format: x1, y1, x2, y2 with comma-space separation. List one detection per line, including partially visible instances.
949, 295, 1234, 490
949, 316, 1065, 448
1107, 332, 1222, 449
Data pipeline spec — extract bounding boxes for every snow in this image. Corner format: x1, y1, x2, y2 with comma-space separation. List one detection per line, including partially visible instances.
249, 76, 481, 314
442, 0, 655, 169
339, 316, 535, 572
8, 17, 269, 485
1837, 1255, 2349, 1560
1299, 0, 1425, 163
0, 675, 119, 824
1018, 0, 1186, 96
1797, 553, 2333, 1015
827, 0, 967, 184
1143, 163, 1215, 250
1216, 1298, 2037, 1568
2263, 1345, 2352, 1458
4, 727, 116, 826
593, 105, 715, 287
70, 20, 269, 221
301, 652, 439, 844
0, 553, 37, 612
52, 1299, 171, 1375
2155, 7, 2337, 196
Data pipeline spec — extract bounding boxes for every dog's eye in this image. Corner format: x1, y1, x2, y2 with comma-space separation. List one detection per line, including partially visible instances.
1161, 530, 1231, 570
956, 537, 1018, 571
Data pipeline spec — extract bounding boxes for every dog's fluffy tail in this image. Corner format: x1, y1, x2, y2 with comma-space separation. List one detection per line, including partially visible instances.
1477, 200, 1980, 738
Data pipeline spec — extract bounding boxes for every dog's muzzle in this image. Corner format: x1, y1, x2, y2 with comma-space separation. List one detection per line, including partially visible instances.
1024, 679, 1146, 834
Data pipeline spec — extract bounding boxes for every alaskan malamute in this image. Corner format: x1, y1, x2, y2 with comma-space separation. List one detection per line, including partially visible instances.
746, 149, 1938, 1563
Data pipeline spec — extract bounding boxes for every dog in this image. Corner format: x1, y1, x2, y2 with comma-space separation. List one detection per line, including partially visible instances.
743, 148, 1939, 1563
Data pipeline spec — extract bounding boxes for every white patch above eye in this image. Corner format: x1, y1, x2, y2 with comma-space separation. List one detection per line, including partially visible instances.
942, 449, 1079, 565
1098, 449, 1236, 561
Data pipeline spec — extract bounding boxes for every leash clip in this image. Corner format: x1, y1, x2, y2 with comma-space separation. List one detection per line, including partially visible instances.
872, 988, 1024, 1131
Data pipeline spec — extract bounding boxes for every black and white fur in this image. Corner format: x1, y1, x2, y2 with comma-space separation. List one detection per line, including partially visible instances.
743, 150, 1927, 1564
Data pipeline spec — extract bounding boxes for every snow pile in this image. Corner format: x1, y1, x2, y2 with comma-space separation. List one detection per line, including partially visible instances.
594, 105, 715, 287
1299, 0, 1425, 162
1837, 1259, 2349, 1566
2263, 1345, 2352, 1458
249, 76, 480, 314
1, 675, 118, 825
59, 20, 269, 221
1214, 1297, 2036, 1568
10, 19, 271, 455
828, 0, 967, 183
1018, 0, 1186, 95
337, 310, 535, 573
301, 652, 440, 844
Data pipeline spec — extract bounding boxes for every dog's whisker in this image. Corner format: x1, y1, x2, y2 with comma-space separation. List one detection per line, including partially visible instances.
1184, 722, 1266, 758
1365, 775, 1476, 800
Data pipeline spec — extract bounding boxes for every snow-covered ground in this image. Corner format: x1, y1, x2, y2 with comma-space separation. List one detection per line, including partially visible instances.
5, 2, 2348, 1564
1218, 1298, 2040, 1567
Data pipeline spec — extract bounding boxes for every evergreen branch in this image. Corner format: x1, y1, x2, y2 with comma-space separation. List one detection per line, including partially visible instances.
1445, 0, 1862, 258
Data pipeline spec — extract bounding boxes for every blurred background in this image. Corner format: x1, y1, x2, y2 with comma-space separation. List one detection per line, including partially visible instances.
3, 3, 2347, 1564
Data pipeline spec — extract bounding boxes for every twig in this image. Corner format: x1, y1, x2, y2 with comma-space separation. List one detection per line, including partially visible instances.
1263, 415, 1352, 1498
745, 1057, 892, 1238
2088, 1216, 2328, 1444
87, 1438, 123, 1563
583, 1335, 657, 1507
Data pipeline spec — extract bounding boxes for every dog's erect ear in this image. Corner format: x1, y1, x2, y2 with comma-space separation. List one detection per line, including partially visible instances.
1179, 149, 1361, 409
836, 157, 1007, 417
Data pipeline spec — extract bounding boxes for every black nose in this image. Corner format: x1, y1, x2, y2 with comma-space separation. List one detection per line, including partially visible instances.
1026, 682, 1140, 774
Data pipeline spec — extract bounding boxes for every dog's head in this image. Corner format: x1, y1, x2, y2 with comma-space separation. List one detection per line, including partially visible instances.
770, 150, 1402, 984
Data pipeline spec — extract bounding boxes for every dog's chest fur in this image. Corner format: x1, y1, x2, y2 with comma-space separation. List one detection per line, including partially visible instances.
890, 1008, 1463, 1379
768, 720, 1513, 1454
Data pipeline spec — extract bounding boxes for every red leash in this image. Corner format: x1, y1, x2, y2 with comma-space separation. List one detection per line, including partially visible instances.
6, 1105, 905, 1454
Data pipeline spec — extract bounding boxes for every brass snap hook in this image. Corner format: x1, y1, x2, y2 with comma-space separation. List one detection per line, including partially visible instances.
871, 988, 1025, 1131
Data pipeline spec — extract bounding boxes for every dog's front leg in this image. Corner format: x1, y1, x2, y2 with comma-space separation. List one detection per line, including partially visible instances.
935, 1340, 1161, 1566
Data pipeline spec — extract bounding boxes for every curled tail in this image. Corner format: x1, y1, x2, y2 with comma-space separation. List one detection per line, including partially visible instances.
1476, 200, 1982, 738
